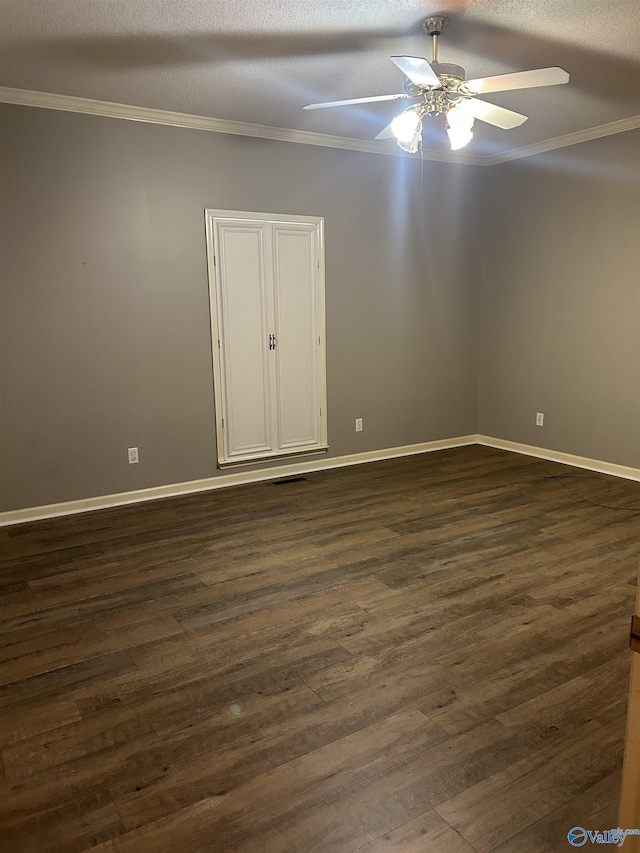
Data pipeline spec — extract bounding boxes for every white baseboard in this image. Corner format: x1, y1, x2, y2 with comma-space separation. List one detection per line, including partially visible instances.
477, 435, 640, 482
2, 434, 638, 527
0, 435, 477, 527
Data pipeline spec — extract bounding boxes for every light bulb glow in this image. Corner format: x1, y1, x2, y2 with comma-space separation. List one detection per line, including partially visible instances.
391, 109, 422, 154
391, 109, 420, 143
446, 101, 475, 151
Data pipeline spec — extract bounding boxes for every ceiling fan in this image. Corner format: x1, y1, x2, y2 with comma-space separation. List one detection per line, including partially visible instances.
303, 16, 570, 152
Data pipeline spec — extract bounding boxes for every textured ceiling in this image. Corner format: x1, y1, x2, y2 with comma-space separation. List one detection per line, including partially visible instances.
0, 0, 638, 156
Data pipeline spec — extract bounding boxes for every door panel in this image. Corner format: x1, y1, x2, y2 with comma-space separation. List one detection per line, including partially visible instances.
272, 224, 322, 451
619, 576, 640, 839
215, 223, 274, 460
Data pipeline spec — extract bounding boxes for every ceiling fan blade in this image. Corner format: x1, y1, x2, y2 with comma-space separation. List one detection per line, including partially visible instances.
390, 55, 440, 87
465, 98, 528, 129
303, 93, 410, 110
466, 67, 570, 95
375, 120, 398, 140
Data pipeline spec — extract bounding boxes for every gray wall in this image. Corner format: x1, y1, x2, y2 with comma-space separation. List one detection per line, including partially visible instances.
0, 104, 483, 511
2, 105, 637, 514
478, 130, 640, 469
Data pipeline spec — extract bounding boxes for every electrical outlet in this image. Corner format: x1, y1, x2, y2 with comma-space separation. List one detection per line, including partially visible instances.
128, 447, 139, 464
536, 413, 544, 427
355, 418, 363, 432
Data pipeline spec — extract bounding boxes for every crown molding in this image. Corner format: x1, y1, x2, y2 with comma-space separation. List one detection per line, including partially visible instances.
0, 86, 485, 166
1, 87, 637, 167
485, 115, 640, 165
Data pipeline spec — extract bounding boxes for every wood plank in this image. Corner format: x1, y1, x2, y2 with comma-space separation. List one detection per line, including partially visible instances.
0, 649, 137, 711
0, 694, 81, 747
488, 769, 622, 852
354, 811, 476, 853
114, 708, 446, 834
0, 445, 638, 852
1, 790, 124, 853
435, 719, 625, 852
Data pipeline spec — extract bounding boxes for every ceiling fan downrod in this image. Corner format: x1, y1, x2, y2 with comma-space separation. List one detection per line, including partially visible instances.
418, 16, 466, 94
422, 16, 449, 64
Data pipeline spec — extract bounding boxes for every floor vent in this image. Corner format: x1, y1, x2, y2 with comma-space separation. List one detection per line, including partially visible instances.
271, 476, 308, 486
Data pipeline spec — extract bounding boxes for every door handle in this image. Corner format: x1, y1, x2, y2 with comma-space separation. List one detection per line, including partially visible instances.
269, 334, 277, 350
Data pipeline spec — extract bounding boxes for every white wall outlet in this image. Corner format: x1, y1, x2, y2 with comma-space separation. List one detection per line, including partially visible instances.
355, 418, 363, 432
536, 413, 544, 427
128, 447, 139, 464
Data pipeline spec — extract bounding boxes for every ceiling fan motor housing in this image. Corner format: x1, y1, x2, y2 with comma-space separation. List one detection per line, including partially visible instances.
403, 63, 466, 97
430, 62, 466, 83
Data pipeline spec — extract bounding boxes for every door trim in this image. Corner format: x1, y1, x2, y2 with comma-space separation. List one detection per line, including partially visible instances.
619, 577, 640, 835
205, 209, 327, 467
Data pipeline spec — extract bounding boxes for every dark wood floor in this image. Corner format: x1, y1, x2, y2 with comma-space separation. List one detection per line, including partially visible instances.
0, 445, 639, 852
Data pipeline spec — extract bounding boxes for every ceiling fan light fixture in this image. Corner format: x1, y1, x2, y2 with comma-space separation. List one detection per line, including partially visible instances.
391, 108, 422, 153
302, 17, 569, 152
446, 101, 475, 151
396, 130, 422, 154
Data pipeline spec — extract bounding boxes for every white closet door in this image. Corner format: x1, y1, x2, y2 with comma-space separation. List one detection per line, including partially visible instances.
272, 223, 322, 451
214, 221, 275, 461
206, 210, 327, 467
